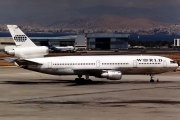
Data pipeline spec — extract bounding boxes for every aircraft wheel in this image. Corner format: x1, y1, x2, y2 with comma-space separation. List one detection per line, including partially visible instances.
86, 79, 92, 83
150, 79, 154, 83
75, 78, 85, 83
75, 78, 81, 82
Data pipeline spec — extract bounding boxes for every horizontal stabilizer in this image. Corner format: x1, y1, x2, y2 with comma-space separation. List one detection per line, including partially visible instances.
4, 57, 42, 66
15, 59, 43, 66
4, 57, 17, 63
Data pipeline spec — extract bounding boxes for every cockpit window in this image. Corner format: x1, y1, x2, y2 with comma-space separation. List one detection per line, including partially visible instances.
170, 61, 176, 63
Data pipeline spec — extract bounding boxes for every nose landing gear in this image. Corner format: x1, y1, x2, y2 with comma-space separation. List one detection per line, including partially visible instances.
150, 74, 154, 82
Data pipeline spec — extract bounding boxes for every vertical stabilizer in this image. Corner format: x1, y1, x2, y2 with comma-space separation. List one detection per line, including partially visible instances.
7, 25, 36, 47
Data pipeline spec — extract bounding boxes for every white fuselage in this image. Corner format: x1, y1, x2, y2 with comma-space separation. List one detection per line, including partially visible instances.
56, 46, 74, 51
24, 55, 178, 77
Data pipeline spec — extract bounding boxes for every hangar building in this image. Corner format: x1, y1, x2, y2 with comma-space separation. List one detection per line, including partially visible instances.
86, 33, 130, 50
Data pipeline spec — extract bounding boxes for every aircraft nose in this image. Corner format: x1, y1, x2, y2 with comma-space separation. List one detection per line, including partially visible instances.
169, 61, 179, 71
175, 63, 179, 70
175, 62, 179, 67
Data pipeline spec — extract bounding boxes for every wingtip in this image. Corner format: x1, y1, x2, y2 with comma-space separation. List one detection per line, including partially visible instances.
4, 57, 17, 63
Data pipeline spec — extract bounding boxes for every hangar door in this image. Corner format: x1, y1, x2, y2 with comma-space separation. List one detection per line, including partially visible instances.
40, 41, 49, 46
95, 38, 110, 50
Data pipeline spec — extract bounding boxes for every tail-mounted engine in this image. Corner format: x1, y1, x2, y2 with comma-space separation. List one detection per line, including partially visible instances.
6, 46, 49, 58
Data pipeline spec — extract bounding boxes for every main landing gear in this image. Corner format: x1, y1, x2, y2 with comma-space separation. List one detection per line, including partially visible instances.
75, 74, 92, 83
150, 74, 159, 83
75, 75, 84, 82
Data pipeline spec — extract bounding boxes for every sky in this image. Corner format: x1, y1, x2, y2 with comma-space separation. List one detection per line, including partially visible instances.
0, 0, 180, 25
1, 0, 178, 8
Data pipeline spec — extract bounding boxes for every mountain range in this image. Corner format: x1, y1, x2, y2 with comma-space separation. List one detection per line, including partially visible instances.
46, 15, 170, 29
2, 5, 179, 29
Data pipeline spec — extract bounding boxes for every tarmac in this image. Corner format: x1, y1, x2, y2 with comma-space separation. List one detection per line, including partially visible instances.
0, 66, 180, 120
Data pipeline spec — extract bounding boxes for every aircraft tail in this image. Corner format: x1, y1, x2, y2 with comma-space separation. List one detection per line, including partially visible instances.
47, 41, 60, 52
7, 25, 36, 47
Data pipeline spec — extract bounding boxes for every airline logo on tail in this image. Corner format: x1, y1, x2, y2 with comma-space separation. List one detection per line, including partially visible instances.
7, 25, 36, 47
14, 35, 27, 42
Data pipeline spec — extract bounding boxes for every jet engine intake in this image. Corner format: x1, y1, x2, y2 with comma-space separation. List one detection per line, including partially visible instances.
101, 70, 122, 80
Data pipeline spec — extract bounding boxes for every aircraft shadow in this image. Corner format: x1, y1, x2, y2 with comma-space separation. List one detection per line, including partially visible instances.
9, 99, 180, 106
1, 79, 175, 86
2, 79, 110, 86
2, 79, 74, 85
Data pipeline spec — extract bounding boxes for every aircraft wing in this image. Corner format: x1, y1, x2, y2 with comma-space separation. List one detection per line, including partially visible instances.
72, 68, 114, 75
73, 68, 116, 71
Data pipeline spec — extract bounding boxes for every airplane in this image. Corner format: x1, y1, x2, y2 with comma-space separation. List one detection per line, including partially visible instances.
4, 25, 178, 83
47, 41, 75, 53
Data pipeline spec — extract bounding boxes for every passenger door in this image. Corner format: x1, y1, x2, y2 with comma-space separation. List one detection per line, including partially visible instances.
96, 60, 100, 68
133, 60, 137, 68
48, 62, 52, 68
163, 60, 167, 67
